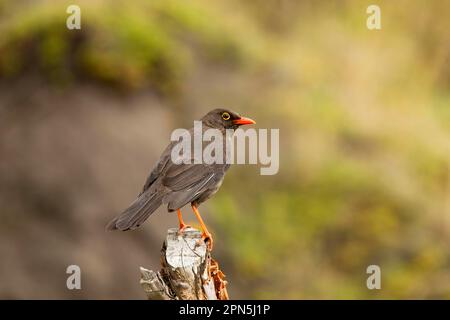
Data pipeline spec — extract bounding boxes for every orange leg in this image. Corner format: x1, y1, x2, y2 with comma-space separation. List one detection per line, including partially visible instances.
191, 204, 213, 250
177, 209, 191, 232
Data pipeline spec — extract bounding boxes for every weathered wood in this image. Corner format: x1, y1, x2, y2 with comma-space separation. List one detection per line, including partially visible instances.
140, 227, 229, 300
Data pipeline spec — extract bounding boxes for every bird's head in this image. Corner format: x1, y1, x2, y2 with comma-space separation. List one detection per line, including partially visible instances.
201, 108, 256, 130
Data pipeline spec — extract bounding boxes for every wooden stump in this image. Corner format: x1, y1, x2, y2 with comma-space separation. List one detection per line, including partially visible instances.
140, 227, 229, 300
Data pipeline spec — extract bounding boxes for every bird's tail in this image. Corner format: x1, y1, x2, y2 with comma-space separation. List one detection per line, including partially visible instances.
106, 190, 163, 231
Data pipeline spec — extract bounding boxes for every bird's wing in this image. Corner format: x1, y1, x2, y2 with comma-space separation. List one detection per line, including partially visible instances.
139, 127, 194, 195
162, 163, 217, 191
161, 163, 222, 210
139, 143, 173, 195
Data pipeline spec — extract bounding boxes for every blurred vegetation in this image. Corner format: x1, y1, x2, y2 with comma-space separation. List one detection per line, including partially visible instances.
0, 0, 449, 299
0, 0, 257, 92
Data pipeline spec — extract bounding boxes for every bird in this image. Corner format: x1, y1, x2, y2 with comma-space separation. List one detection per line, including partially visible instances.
106, 108, 255, 250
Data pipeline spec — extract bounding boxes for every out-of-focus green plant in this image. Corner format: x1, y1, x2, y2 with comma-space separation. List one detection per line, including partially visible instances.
1, 0, 449, 299
0, 0, 255, 92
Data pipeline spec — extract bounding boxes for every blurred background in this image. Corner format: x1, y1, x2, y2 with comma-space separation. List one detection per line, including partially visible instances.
0, 0, 449, 299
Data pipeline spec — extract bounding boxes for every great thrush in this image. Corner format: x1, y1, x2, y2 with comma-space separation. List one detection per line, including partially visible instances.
106, 108, 255, 249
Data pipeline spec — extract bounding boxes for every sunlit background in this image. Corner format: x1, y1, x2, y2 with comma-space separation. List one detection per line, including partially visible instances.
0, 0, 449, 299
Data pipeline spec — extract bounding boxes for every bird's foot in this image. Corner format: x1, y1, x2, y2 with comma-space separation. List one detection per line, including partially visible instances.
178, 223, 192, 234
201, 231, 214, 251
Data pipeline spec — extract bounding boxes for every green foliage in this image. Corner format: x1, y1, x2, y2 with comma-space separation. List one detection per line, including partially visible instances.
1, 0, 449, 299
0, 0, 253, 92
208, 1, 450, 299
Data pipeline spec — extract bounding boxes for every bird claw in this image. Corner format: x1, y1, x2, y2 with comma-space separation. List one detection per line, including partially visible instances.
196, 232, 213, 251
178, 224, 191, 234
203, 232, 214, 251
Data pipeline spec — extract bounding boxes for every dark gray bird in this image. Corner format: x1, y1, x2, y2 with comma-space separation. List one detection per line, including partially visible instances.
106, 108, 255, 249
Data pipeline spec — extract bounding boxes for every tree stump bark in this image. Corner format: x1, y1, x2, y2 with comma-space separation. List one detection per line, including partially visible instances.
140, 227, 229, 300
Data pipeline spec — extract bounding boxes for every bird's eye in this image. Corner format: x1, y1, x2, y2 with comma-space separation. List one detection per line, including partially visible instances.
222, 112, 230, 120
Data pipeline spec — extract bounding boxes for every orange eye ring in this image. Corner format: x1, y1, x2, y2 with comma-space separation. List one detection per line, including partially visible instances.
222, 112, 230, 120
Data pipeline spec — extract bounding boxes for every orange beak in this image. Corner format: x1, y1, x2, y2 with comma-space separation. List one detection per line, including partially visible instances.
232, 116, 256, 126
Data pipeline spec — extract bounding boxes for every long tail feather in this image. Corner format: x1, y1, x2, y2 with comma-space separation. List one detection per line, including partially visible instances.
106, 191, 163, 231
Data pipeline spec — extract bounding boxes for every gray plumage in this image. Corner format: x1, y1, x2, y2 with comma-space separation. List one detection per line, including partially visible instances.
106, 108, 253, 231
